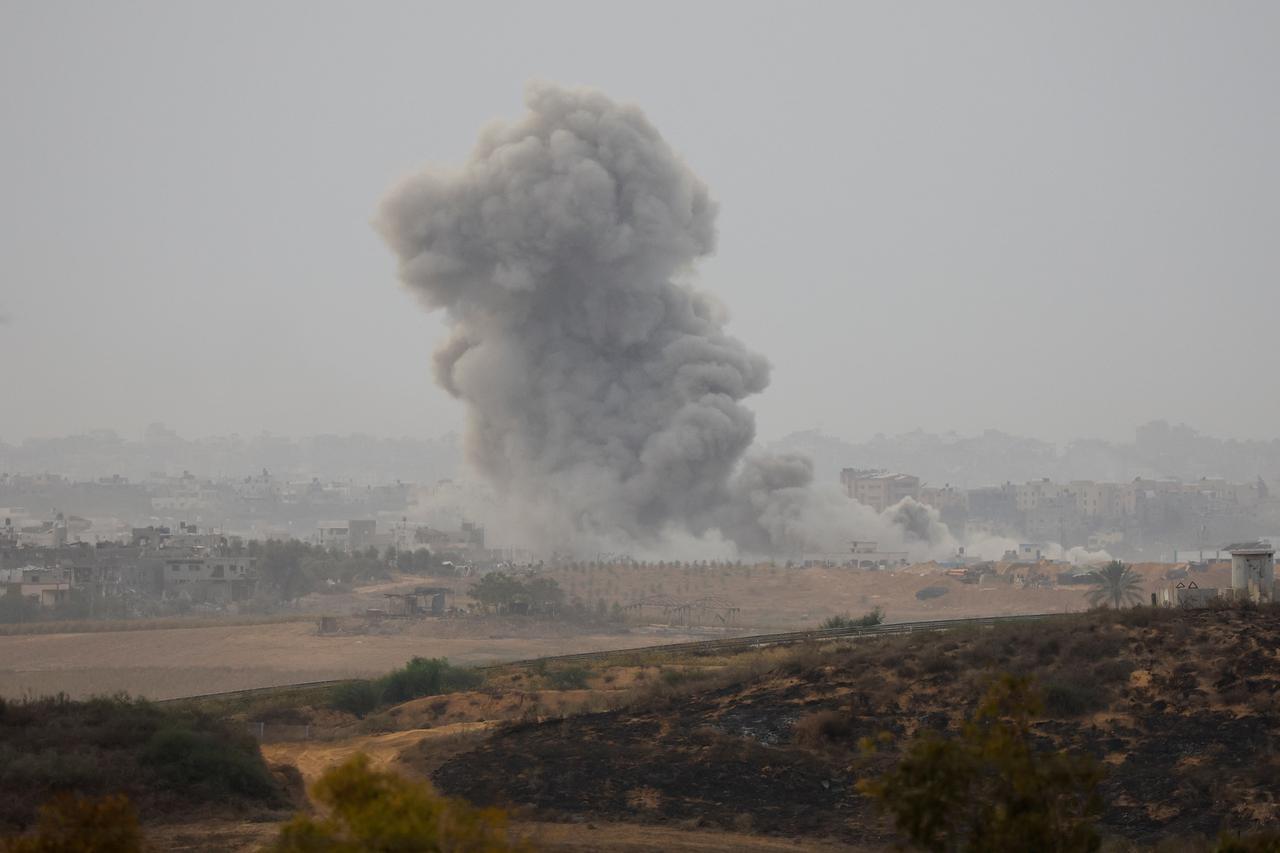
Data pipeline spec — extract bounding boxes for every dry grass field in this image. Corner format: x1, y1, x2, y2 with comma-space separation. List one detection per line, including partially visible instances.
0, 561, 1218, 703
0, 619, 708, 701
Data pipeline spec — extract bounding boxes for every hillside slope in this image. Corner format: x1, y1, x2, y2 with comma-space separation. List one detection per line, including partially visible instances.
427, 606, 1280, 846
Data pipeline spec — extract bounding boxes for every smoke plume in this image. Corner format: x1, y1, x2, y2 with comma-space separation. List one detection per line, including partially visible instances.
378, 83, 940, 557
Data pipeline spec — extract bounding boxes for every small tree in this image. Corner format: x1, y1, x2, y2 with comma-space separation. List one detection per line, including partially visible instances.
265, 754, 531, 852
858, 675, 1104, 853
1086, 561, 1144, 609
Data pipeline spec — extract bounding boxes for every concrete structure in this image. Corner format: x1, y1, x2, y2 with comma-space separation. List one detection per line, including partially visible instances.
1015, 479, 1072, 513
840, 469, 920, 513
0, 565, 74, 607
163, 554, 256, 602
1228, 542, 1275, 602
316, 522, 350, 552
1160, 580, 1219, 608
348, 519, 377, 553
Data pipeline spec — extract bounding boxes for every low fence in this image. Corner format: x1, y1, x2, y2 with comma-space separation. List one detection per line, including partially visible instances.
245, 721, 345, 742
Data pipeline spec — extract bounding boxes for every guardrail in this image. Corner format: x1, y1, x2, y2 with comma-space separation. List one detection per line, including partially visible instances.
159, 611, 1055, 706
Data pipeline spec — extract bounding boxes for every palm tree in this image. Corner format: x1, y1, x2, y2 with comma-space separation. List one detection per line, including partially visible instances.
1086, 560, 1144, 609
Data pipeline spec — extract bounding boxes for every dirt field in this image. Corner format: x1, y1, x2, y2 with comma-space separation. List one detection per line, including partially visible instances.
1, 561, 1211, 701
540, 562, 1093, 627
0, 620, 709, 700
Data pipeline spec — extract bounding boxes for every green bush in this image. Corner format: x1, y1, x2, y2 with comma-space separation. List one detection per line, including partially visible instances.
378, 657, 483, 705
331, 658, 484, 714
141, 725, 277, 798
0, 695, 281, 828
330, 681, 380, 718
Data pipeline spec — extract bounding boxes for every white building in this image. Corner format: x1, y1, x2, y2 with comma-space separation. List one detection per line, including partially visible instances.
1227, 542, 1275, 602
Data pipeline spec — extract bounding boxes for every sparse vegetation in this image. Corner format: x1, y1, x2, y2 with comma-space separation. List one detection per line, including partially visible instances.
858, 675, 1104, 852
545, 666, 591, 691
428, 607, 1280, 847
819, 606, 885, 629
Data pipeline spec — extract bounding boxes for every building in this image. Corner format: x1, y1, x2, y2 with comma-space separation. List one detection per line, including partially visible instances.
162, 554, 256, 603
966, 483, 1019, 527
317, 519, 382, 554
1015, 479, 1072, 513
840, 469, 920, 513
348, 520, 377, 553
1227, 542, 1275, 602
0, 565, 73, 608
918, 484, 968, 526
1071, 481, 1122, 519
316, 522, 351, 552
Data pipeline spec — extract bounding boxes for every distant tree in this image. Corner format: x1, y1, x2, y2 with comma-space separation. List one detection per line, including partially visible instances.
265, 754, 531, 852
1086, 561, 1144, 609
383, 546, 398, 564
469, 572, 523, 614
859, 675, 1104, 853
0, 591, 39, 624
1, 793, 144, 853
523, 577, 564, 614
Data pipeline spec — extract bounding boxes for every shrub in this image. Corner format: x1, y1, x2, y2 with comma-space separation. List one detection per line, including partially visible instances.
859, 675, 1103, 853
793, 710, 854, 747
265, 754, 531, 852
820, 607, 885, 630
546, 667, 591, 691
1, 793, 144, 853
377, 658, 483, 706
331, 681, 380, 718
1092, 659, 1135, 685
1042, 678, 1107, 718
141, 724, 278, 798
0, 695, 281, 828
920, 651, 957, 676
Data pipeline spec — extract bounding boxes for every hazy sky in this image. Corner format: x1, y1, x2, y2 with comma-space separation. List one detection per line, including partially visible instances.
3, 2, 1277, 446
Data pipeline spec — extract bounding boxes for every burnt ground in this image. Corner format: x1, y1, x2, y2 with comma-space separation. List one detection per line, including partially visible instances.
430, 606, 1280, 846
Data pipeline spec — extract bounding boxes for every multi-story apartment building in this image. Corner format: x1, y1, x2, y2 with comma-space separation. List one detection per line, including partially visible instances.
840, 469, 921, 513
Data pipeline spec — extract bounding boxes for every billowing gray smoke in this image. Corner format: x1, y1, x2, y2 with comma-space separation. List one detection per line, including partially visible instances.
378, 83, 938, 556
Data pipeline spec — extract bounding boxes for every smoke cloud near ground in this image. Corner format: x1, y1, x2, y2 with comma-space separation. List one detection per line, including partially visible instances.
376, 83, 1095, 562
